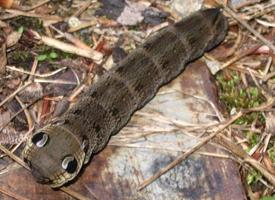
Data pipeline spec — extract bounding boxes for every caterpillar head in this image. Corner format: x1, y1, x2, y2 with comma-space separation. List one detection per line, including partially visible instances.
22, 122, 87, 188
201, 8, 229, 51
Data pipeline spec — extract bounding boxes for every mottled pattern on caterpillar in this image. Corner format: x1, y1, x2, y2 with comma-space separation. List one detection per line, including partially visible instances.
22, 8, 228, 188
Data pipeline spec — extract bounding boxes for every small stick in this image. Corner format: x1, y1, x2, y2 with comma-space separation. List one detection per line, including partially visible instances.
138, 111, 243, 190
15, 96, 33, 130
72, 1, 93, 17
0, 144, 29, 169
234, 0, 263, 9
34, 78, 77, 85
219, 44, 261, 71
22, 0, 51, 11
222, 4, 275, 53
6, 65, 67, 78
0, 97, 41, 133
218, 135, 275, 186
5, 9, 62, 21
28, 59, 38, 81
34, 33, 103, 64
0, 82, 32, 108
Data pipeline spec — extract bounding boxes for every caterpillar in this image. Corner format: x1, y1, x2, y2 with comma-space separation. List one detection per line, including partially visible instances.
22, 8, 228, 188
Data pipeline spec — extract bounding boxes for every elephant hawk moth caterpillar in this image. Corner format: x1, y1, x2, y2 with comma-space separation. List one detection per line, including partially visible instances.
22, 8, 228, 188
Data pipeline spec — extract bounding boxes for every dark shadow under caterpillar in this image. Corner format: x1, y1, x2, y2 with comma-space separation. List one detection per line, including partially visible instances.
22, 8, 228, 188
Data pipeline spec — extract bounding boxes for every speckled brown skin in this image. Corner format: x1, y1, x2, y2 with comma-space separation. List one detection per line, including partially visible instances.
22, 8, 228, 188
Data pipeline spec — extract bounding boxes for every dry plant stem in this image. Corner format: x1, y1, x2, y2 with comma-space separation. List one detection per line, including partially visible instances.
109, 143, 232, 159
0, 82, 31, 108
22, 0, 51, 11
247, 3, 275, 21
6, 65, 67, 78
34, 78, 77, 85
68, 20, 97, 33
234, 0, 263, 9
0, 187, 29, 200
138, 111, 243, 190
263, 57, 272, 77
0, 144, 90, 200
49, 25, 93, 51
28, 59, 38, 81
9, 127, 34, 155
0, 144, 29, 169
0, 97, 41, 133
15, 96, 33, 130
223, 5, 275, 53
69, 84, 86, 101
220, 44, 261, 71
218, 135, 275, 186
5, 9, 62, 21
64, 33, 93, 51
224, 28, 243, 57
39, 35, 103, 64
72, 1, 93, 17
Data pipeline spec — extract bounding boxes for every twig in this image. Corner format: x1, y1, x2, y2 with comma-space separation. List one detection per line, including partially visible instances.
28, 59, 38, 81
72, 1, 94, 17
15, 96, 33, 130
218, 135, 275, 186
222, 5, 275, 53
0, 82, 32, 108
4, 9, 62, 21
0, 144, 29, 169
34, 79, 77, 85
0, 97, 41, 133
219, 44, 261, 71
109, 143, 232, 159
138, 111, 243, 190
33, 33, 103, 64
22, 0, 51, 11
234, 0, 264, 9
6, 65, 67, 78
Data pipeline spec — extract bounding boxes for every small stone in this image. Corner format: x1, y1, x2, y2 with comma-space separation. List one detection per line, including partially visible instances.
171, 0, 203, 17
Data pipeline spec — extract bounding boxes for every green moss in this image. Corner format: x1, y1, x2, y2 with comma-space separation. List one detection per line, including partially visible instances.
246, 169, 262, 185
268, 145, 275, 164
216, 71, 265, 126
261, 196, 275, 200
35, 46, 76, 62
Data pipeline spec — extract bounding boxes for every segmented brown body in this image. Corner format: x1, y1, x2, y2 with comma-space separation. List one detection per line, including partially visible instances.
23, 8, 228, 187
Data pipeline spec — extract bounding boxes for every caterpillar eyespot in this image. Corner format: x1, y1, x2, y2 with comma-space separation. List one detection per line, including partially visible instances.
31, 132, 49, 148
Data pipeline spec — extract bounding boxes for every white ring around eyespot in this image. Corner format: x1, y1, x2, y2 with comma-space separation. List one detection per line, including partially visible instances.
62, 156, 75, 170
36, 134, 49, 148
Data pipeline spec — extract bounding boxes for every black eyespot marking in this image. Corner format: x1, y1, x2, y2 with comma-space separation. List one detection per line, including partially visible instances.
62, 155, 77, 174
31, 132, 49, 148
